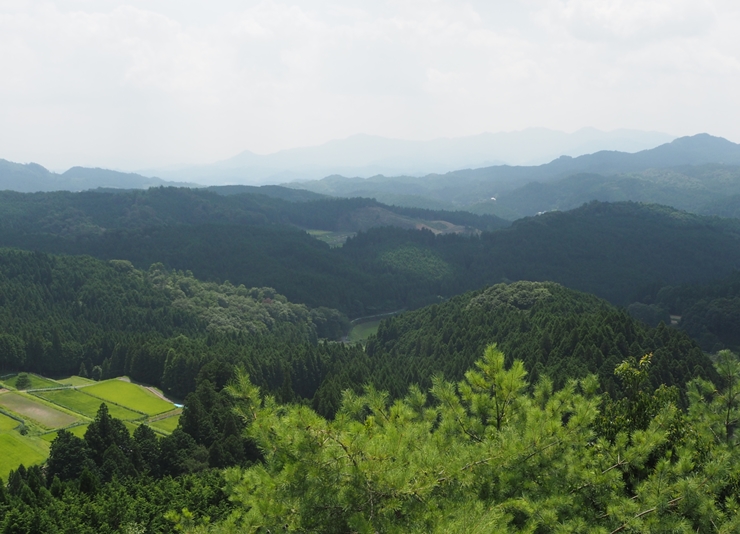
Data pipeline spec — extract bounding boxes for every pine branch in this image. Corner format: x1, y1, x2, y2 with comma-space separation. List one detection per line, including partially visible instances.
608, 496, 683, 534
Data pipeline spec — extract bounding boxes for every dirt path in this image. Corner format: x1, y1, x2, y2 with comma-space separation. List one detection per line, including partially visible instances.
144, 386, 174, 403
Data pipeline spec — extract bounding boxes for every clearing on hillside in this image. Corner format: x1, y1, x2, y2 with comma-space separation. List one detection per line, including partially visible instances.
307, 229, 355, 247
0, 433, 48, 479
35, 389, 144, 421
83, 380, 175, 416
347, 319, 381, 343
148, 413, 180, 434
2, 374, 61, 391
0, 411, 20, 431
0, 392, 78, 428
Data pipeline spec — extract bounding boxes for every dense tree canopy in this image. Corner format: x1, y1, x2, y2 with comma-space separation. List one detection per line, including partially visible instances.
2, 195, 740, 316
190, 347, 740, 533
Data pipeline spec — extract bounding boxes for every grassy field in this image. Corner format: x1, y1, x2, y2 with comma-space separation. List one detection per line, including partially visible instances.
306, 229, 356, 247
1, 374, 61, 390
0, 412, 20, 431
83, 380, 175, 416
35, 389, 144, 421
41, 424, 89, 442
0, 392, 79, 428
347, 319, 381, 342
148, 413, 180, 434
0, 433, 48, 479
57, 376, 96, 387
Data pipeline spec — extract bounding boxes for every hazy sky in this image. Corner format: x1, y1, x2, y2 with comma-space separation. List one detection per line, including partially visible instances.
1, 0, 739, 171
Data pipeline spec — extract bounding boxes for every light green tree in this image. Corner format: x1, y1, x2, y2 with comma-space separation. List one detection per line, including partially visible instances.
202, 346, 740, 533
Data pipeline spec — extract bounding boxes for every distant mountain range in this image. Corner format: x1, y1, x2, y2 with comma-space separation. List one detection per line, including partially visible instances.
287, 134, 740, 218
5, 132, 740, 222
0, 159, 194, 192
139, 128, 674, 185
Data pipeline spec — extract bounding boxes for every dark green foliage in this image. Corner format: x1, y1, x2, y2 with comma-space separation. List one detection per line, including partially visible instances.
178, 378, 259, 469
0, 465, 230, 533
0, 248, 357, 400
13, 373, 30, 390
5, 186, 740, 317
218, 347, 740, 532
85, 404, 134, 469
626, 301, 670, 327
631, 271, 740, 352
0, 384, 242, 532
91, 365, 102, 381
46, 429, 95, 482
313, 282, 716, 411
0, 186, 505, 235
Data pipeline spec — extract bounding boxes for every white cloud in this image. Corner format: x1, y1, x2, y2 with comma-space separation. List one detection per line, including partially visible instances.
0, 0, 739, 171
533, 0, 716, 43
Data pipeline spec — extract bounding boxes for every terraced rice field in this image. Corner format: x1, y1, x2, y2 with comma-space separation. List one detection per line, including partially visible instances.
83, 380, 175, 415
148, 413, 180, 434
2, 374, 61, 390
0, 412, 20, 431
0, 375, 179, 476
35, 389, 144, 420
0, 433, 48, 479
41, 424, 89, 443
57, 376, 96, 387
0, 392, 78, 428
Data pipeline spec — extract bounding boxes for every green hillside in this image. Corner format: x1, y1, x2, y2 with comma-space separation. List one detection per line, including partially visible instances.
288, 134, 740, 210
0, 248, 358, 400
2, 200, 740, 316
310, 281, 714, 415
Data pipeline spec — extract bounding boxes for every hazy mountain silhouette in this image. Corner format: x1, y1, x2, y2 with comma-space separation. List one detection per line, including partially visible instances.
140, 128, 674, 186
287, 134, 740, 214
0, 159, 195, 192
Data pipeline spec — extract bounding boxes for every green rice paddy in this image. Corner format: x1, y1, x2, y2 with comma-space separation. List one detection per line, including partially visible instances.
148, 413, 180, 434
0, 412, 20, 431
57, 376, 96, 387
2, 374, 61, 390
41, 424, 89, 443
34, 388, 144, 420
82, 380, 175, 416
0, 375, 178, 475
0, 433, 48, 479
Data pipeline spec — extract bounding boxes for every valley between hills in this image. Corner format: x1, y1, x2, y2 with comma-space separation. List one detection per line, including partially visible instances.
2, 134, 740, 530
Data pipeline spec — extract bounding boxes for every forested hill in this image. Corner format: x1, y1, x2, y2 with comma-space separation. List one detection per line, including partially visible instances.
0, 186, 507, 234
287, 134, 740, 209
0, 249, 355, 398
467, 164, 740, 220
0, 159, 193, 192
205, 184, 328, 202
0, 248, 715, 416
2, 200, 740, 317
624, 271, 740, 353
311, 281, 715, 414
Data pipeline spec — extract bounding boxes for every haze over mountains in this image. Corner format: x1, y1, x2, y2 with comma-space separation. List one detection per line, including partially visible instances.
5, 131, 740, 224
288, 134, 740, 218
0, 159, 194, 193
140, 128, 674, 185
